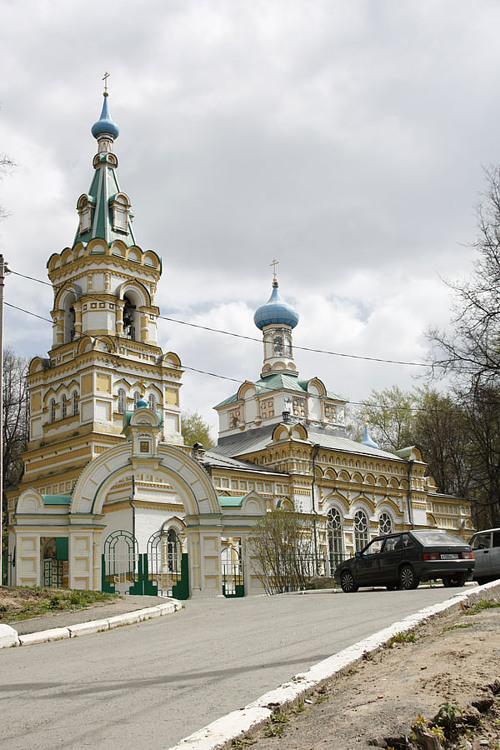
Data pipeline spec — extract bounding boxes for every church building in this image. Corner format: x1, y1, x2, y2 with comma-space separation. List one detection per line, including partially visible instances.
6, 91, 475, 597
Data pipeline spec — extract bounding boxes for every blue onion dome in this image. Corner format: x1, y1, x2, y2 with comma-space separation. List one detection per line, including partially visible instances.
254, 280, 299, 330
136, 396, 148, 408
91, 94, 119, 139
360, 425, 380, 450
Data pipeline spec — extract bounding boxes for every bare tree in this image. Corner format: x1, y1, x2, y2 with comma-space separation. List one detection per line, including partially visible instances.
3, 348, 29, 488
0, 154, 15, 221
247, 509, 314, 594
430, 166, 500, 390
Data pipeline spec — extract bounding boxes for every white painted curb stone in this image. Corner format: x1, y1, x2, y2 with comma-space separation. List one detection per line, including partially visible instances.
19, 627, 70, 646
68, 619, 110, 637
0, 598, 183, 649
0, 624, 19, 648
166, 582, 500, 750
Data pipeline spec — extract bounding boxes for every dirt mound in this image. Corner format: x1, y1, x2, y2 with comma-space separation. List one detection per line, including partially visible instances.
243, 600, 500, 749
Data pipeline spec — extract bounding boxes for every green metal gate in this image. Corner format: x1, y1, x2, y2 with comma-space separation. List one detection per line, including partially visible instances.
43, 558, 65, 587
146, 528, 189, 600
102, 530, 143, 595
222, 541, 244, 598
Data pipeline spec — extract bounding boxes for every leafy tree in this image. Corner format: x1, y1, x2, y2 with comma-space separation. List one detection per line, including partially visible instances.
412, 388, 472, 499
461, 386, 500, 527
181, 411, 214, 449
353, 385, 418, 453
247, 509, 314, 594
352, 385, 475, 502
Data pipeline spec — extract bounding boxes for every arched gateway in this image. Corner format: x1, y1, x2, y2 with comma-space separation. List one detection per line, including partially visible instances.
14, 406, 266, 598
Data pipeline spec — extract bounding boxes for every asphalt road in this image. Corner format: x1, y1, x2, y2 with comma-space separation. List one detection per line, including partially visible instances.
0, 586, 468, 749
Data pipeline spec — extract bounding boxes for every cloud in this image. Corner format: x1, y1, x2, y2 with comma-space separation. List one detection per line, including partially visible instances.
1, 0, 496, 436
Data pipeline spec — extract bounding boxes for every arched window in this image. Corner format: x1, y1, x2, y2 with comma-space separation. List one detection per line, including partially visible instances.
72, 391, 79, 416
117, 389, 126, 414
123, 295, 137, 340
148, 393, 156, 411
63, 294, 76, 344
133, 391, 140, 410
379, 512, 393, 535
50, 399, 56, 423
284, 335, 292, 356
327, 508, 344, 570
61, 394, 67, 419
354, 509, 369, 551
164, 528, 181, 574
273, 335, 283, 356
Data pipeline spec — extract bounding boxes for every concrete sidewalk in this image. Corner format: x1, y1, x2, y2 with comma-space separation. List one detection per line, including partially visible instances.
0, 594, 181, 647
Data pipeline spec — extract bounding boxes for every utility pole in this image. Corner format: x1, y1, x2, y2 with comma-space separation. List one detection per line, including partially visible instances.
0, 255, 5, 584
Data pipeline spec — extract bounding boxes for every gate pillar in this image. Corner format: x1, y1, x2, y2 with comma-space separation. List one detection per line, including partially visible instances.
186, 526, 224, 598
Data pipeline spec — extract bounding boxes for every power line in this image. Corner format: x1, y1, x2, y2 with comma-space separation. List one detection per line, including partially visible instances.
3, 298, 461, 416
5, 302, 52, 323
8, 269, 52, 287
7, 265, 431, 368
158, 315, 430, 367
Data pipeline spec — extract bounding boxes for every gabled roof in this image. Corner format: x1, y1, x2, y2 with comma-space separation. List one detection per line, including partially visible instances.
203, 449, 283, 475
214, 372, 345, 409
211, 422, 403, 462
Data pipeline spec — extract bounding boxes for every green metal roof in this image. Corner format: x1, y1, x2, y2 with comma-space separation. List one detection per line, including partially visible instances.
42, 494, 72, 506
75, 159, 137, 248
215, 373, 346, 409
218, 495, 245, 507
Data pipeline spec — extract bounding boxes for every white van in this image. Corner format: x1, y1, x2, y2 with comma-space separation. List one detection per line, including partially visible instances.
469, 528, 500, 584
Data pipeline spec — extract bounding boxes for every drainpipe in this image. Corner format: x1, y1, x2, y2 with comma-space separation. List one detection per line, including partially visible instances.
129, 475, 136, 541
407, 460, 414, 528
311, 444, 320, 575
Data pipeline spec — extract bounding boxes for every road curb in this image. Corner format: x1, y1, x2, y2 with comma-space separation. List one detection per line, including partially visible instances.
166, 580, 500, 750
1, 599, 182, 648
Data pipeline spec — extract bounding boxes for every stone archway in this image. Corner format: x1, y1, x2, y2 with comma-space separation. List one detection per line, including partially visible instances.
68, 440, 224, 597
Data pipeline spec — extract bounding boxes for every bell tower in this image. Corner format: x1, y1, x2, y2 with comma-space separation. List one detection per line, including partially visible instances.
253, 265, 299, 378
21, 84, 184, 500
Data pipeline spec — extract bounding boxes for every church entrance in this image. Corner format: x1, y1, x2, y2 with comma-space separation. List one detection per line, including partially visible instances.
221, 538, 244, 597
146, 527, 189, 599
101, 528, 190, 598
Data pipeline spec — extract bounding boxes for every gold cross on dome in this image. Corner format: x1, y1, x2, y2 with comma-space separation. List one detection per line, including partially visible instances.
102, 71, 110, 95
270, 258, 279, 281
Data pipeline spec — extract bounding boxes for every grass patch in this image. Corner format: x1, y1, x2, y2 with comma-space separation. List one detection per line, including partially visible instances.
443, 621, 476, 631
464, 598, 500, 616
0, 586, 118, 622
387, 631, 416, 647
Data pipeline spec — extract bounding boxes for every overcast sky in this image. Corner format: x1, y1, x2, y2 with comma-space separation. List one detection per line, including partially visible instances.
0, 0, 498, 435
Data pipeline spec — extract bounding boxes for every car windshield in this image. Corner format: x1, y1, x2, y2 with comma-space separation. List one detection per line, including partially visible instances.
411, 530, 463, 546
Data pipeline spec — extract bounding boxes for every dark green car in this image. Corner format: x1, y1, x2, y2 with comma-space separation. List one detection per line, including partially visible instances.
335, 530, 474, 593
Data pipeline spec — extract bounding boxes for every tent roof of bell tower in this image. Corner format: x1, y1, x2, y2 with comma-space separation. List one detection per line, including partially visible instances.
73, 87, 137, 248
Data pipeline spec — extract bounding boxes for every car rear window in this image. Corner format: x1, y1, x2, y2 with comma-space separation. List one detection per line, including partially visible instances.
411, 530, 464, 546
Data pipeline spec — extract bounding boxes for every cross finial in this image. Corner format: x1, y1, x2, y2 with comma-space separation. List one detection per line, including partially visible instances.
270, 258, 279, 282
102, 71, 110, 96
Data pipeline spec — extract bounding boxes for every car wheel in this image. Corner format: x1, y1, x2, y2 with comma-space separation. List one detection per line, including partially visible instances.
340, 570, 358, 593
443, 573, 467, 587
399, 564, 419, 590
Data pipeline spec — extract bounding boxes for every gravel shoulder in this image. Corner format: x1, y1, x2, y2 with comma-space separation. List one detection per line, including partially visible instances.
243, 600, 500, 750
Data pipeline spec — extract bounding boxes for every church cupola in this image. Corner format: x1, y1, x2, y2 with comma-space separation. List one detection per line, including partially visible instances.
75, 78, 135, 248
254, 266, 299, 378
